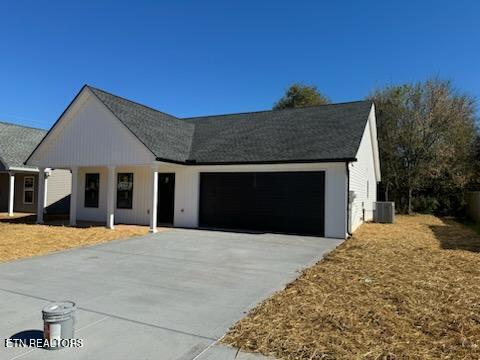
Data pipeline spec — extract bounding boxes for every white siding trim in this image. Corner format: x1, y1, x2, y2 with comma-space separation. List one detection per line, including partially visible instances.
368, 104, 381, 182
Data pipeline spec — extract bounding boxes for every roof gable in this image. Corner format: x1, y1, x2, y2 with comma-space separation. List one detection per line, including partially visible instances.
88, 87, 195, 163
27, 88, 155, 167
0, 122, 45, 170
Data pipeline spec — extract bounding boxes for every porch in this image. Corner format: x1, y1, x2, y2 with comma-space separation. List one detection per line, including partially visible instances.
0, 170, 39, 216
35, 164, 176, 234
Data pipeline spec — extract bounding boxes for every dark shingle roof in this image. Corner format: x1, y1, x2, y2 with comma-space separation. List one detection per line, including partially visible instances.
87, 86, 372, 164
184, 101, 372, 163
0, 122, 46, 170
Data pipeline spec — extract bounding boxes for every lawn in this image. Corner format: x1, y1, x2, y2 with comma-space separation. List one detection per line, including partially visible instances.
223, 215, 480, 359
0, 213, 152, 262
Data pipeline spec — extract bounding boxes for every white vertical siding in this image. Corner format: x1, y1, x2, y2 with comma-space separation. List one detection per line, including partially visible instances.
77, 167, 107, 223
115, 166, 151, 225
349, 110, 378, 232
27, 90, 154, 168
46, 169, 71, 207
76, 166, 152, 225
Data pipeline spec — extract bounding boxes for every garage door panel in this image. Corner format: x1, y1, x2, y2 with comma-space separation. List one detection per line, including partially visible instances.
199, 171, 325, 236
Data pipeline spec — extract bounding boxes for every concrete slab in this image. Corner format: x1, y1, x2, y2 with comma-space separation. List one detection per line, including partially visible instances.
195, 344, 238, 360
0, 228, 342, 360
195, 344, 274, 360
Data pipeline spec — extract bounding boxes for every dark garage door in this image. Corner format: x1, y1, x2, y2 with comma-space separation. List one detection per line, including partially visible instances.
199, 171, 325, 236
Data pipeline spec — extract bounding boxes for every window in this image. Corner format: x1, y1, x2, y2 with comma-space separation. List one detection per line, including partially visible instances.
367, 180, 370, 199
85, 173, 99, 208
23, 176, 35, 204
117, 173, 133, 209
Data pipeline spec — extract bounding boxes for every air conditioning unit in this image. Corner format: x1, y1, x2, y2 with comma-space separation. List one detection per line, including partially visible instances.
373, 202, 395, 223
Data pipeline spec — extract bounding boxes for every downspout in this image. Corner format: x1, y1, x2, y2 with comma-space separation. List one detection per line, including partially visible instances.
346, 161, 352, 237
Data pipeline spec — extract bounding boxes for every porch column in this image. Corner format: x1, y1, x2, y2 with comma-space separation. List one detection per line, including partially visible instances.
149, 165, 158, 233
43, 169, 51, 213
70, 167, 78, 226
36, 167, 46, 224
106, 166, 116, 229
8, 172, 14, 216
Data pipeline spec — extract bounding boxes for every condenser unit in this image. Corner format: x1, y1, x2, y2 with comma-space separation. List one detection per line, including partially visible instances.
373, 202, 395, 223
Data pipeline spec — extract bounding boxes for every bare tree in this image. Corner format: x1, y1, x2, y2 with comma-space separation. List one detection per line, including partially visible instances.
371, 78, 477, 214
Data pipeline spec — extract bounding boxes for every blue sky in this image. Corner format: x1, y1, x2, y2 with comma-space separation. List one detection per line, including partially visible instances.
0, 0, 478, 129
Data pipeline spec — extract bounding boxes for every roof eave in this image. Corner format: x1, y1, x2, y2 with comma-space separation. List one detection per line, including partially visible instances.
155, 157, 357, 165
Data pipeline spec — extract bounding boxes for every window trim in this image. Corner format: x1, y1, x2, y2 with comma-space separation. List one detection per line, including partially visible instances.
23, 176, 35, 205
116, 173, 134, 210
84, 173, 100, 208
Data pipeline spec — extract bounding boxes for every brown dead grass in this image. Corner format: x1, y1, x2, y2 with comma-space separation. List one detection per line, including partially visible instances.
223, 215, 480, 359
0, 213, 154, 262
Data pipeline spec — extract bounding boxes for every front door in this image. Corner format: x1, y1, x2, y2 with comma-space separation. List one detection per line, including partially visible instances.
157, 173, 175, 224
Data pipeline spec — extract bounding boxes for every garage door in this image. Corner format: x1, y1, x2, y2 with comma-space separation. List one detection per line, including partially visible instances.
199, 171, 325, 236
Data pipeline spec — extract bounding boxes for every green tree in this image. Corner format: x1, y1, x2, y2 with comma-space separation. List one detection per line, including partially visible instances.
273, 83, 329, 109
371, 78, 477, 214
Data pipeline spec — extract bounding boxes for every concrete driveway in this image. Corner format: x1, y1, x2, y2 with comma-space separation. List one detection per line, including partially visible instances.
0, 229, 342, 360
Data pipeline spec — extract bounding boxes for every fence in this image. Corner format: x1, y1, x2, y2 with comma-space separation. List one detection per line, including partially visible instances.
466, 191, 480, 222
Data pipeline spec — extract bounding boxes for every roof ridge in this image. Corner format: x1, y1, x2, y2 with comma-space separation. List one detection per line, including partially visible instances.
86, 85, 180, 120
182, 100, 371, 120
0, 120, 47, 132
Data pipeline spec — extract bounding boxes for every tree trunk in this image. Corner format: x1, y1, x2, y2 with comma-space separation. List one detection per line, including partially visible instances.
407, 187, 413, 214
385, 184, 389, 201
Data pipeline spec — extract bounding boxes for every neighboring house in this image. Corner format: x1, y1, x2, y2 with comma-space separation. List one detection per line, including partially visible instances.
26, 86, 380, 238
0, 122, 71, 217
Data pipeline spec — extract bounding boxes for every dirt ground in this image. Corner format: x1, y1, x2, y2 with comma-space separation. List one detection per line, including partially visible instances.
0, 213, 154, 262
223, 215, 480, 359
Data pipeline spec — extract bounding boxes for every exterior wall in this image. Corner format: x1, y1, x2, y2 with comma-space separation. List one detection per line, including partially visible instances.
27, 90, 155, 168
46, 169, 72, 214
0, 173, 8, 211
76, 166, 152, 225
0, 170, 71, 214
349, 110, 378, 232
13, 173, 38, 213
73, 162, 348, 238
76, 167, 108, 223
164, 162, 348, 239
114, 166, 151, 225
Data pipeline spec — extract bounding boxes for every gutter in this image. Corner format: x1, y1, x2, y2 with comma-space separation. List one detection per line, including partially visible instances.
155, 157, 357, 166
8, 166, 40, 173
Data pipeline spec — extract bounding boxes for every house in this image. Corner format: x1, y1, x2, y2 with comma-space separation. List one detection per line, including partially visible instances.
26, 86, 380, 238
0, 122, 71, 217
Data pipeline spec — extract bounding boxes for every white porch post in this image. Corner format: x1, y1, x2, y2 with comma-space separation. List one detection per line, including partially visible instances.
8, 172, 15, 216
70, 167, 78, 226
43, 169, 51, 213
149, 165, 158, 233
106, 166, 116, 229
36, 168, 46, 224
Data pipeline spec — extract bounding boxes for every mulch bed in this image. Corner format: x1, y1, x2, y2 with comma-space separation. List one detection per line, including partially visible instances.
0, 213, 153, 262
222, 215, 480, 359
